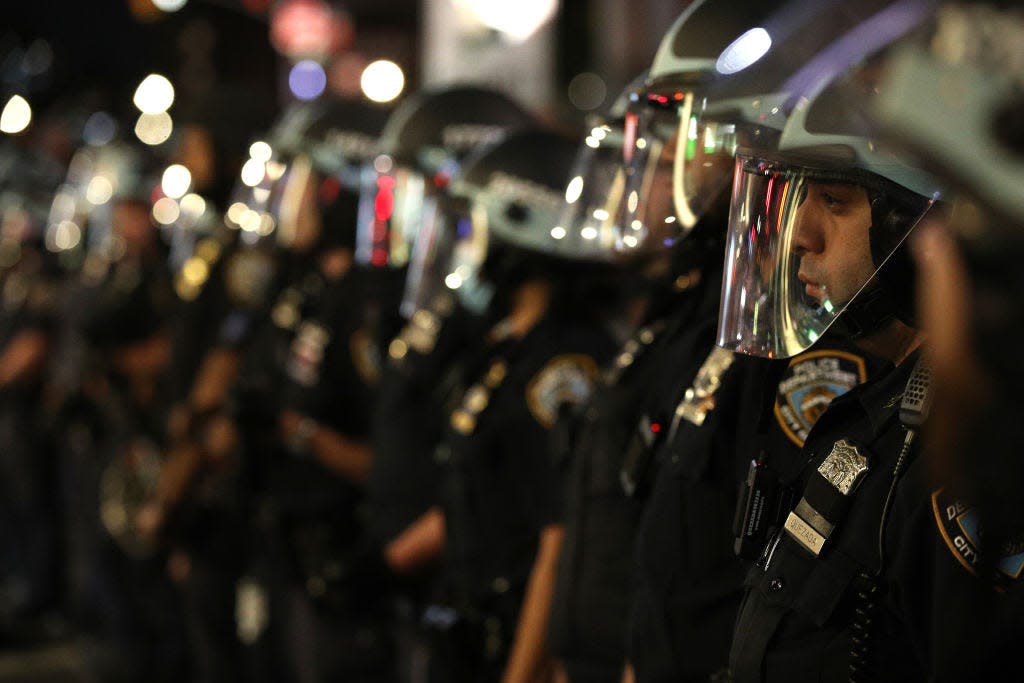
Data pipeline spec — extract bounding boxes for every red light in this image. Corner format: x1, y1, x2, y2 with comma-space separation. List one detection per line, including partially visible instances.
433, 172, 450, 189
650, 422, 662, 434
319, 176, 341, 204
673, 92, 684, 101
374, 186, 394, 222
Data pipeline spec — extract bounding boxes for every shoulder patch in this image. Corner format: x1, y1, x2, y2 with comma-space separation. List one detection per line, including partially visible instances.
288, 321, 331, 387
932, 488, 1024, 587
775, 350, 868, 447
526, 354, 598, 429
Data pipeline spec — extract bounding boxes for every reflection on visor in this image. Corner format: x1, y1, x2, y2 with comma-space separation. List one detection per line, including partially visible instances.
356, 156, 430, 269
615, 91, 739, 254
718, 155, 936, 358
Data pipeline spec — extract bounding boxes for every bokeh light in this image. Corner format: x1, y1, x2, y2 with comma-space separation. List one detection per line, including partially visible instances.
135, 112, 173, 145
288, 60, 327, 101
133, 74, 175, 114
249, 141, 273, 163
0, 96, 32, 134
161, 164, 192, 199
153, 0, 188, 11
82, 112, 117, 146
567, 72, 607, 111
153, 197, 181, 225
360, 60, 404, 103
457, 0, 558, 42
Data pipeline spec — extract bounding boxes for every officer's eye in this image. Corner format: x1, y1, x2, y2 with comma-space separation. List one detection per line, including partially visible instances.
821, 192, 844, 208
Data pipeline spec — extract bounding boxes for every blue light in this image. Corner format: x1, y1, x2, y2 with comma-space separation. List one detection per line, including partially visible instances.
716, 28, 772, 75
288, 60, 327, 101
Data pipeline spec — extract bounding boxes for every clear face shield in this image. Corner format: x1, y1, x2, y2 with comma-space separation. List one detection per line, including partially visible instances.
400, 193, 490, 316
355, 154, 435, 270
555, 122, 628, 253
615, 91, 739, 254
717, 153, 940, 358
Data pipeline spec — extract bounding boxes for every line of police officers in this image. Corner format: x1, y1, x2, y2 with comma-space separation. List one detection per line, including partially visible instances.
1, 0, 1022, 680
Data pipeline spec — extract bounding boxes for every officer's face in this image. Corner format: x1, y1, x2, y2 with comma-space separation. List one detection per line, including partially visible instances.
792, 181, 875, 308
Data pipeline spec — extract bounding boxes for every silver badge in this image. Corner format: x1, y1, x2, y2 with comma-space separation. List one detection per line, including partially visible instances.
817, 439, 869, 495
674, 347, 736, 427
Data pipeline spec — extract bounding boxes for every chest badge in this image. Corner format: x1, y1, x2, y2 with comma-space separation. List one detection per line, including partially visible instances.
817, 439, 869, 495
775, 350, 868, 446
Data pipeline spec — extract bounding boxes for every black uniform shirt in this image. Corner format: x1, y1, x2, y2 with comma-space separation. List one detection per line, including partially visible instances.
631, 338, 885, 682
441, 315, 616, 609
730, 353, 921, 682
368, 294, 481, 545
549, 269, 721, 681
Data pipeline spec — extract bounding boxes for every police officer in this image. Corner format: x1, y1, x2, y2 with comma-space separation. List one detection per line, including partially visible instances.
0, 159, 65, 642
364, 86, 536, 563
867, 4, 1024, 676
389, 128, 619, 682
64, 144, 188, 681
248, 96, 396, 683
707, 2, 965, 679
544, 4, 892, 681
543, 64, 733, 681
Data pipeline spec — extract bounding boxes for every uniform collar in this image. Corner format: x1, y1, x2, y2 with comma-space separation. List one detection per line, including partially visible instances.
853, 348, 921, 435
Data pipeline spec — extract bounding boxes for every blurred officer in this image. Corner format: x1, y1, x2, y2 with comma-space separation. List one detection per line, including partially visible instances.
866, 3, 1024, 677
365, 86, 536, 561
702, 2, 973, 680
65, 147, 187, 681
245, 96, 396, 683
393, 128, 620, 682
0, 159, 64, 642
361, 86, 536, 682
542, 64, 733, 682
138, 95, 392, 683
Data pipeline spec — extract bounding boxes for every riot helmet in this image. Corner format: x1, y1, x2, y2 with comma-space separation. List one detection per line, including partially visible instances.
438, 128, 618, 316
225, 95, 388, 254
710, 0, 945, 359
45, 138, 163, 273
356, 85, 535, 280
615, 0, 797, 256
867, 3, 1024, 530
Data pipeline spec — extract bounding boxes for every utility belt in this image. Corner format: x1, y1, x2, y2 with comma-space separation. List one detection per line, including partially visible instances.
422, 579, 524, 667
275, 511, 388, 616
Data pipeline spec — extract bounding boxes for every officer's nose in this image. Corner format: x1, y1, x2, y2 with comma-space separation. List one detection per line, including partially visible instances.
791, 189, 824, 257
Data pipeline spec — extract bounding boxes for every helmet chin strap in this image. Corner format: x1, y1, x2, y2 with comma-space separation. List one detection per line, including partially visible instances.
830, 280, 900, 340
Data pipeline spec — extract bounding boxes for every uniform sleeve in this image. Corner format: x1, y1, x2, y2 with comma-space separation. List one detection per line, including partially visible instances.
885, 461, 1024, 681
521, 353, 600, 531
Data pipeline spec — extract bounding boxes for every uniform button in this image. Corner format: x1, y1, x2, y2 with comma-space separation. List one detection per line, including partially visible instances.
768, 578, 784, 593
492, 576, 510, 594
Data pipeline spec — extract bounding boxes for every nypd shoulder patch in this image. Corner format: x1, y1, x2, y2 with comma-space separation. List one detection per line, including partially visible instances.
774, 350, 868, 447
932, 488, 1024, 587
526, 354, 598, 429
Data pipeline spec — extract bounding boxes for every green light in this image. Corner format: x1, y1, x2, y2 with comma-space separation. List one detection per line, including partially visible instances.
808, 330, 819, 343
823, 299, 834, 314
